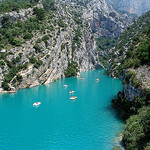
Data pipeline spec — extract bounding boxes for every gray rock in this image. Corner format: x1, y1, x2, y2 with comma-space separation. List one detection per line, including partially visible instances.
106, 0, 150, 16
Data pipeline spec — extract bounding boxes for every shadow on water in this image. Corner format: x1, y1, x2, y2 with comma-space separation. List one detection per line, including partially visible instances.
104, 105, 125, 149
101, 69, 109, 76
105, 105, 125, 123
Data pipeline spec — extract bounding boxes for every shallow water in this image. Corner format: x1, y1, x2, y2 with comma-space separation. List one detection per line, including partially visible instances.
0, 70, 124, 150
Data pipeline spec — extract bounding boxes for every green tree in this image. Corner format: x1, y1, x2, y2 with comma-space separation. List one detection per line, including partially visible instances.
33, 7, 45, 20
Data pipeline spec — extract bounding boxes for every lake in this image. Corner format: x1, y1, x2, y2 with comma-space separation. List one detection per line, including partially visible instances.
0, 69, 124, 150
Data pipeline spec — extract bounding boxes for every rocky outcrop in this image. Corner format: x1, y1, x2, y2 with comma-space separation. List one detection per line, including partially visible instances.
0, 0, 134, 93
108, 66, 148, 101
0, 3, 43, 26
82, 0, 133, 38
123, 81, 142, 101
123, 66, 150, 101
16, 30, 100, 89
106, 0, 150, 16
0, 1, 101, 93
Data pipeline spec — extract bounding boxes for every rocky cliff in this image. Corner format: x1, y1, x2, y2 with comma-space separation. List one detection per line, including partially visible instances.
108, 11, 150, 93
0, 0, 133, 93
109, 10, 150, 150
0, 3, 43, 26
106, 0, 150, 16
0, 0, 102, 93
16, 29, 99, 89
82, 0, 133, 38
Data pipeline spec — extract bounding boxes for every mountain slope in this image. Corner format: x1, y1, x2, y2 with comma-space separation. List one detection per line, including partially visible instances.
0, 0, 102, 92
108, 10, 150, 150
82, 0, 133, 38
108, 10, 150, 86
106, 0, 150, 16
0, 0, 133, 92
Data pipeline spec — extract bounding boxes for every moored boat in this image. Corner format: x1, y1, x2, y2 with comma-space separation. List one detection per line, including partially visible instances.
70, 96, 77, 100
69, 90, 75, 94
33, 102, 41, 106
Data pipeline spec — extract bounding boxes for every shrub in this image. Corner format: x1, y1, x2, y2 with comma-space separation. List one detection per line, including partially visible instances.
36, 38, 42, 43
57, 19, 66, 28
0, 60, 5, 67
64, 61, 78, 77
23, 32, 33, 39
16, 74, 23, 82
109, 12, 116, 18
33, 7, 45, 20
33, 44, 41, 53
42, 35, 49, 41
125, 71, 136, 83
49, 25, 54, 31
12, 56, 21, 65
42, 0, 56, 11
61, 43, 65, 51
123, 107, 150, 150
9, 38, 22, 46
131, 78, 142, 88
1, 15, 12, 28
2, 81, 9, 90
34, 60, 43, 69
29, 57, 37, 64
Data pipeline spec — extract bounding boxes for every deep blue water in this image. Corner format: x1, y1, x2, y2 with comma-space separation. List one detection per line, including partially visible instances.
0, 70, 124, 150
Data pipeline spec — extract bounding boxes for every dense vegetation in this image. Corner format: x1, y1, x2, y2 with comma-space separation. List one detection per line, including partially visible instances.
123, 107, 150, 150
0, 0, 56, 49
109, 11, 150, 78
64, 61, 78, 78
112, 90, 150, 149
0, 0, 89, 90
97, 37, 117, 67
110, 10, 150, 150
97, 37, 118, 51
0, 0, 57, 90
0, 0, 39, 13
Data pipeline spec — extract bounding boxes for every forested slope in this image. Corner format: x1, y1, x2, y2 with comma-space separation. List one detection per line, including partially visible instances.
108, 10, 150, 150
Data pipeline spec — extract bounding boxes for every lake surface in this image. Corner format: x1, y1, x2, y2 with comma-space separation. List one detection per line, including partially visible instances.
0, 70, 124, 150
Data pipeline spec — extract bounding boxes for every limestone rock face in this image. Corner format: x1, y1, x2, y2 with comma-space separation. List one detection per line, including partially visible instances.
0, 3, 43, 26
0, 6, 101, 92
106, 0, 150, 16
123, 81, 142, 101
82, 0, 133, 38
17, 30, 100, 89
0, 0, 133, 92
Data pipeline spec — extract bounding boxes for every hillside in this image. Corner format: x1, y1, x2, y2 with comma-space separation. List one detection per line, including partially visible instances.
0, 0, 132, 93
108, 10, 150, 150
0, 0, 100, 92
82, 0, 133, 38
109, 10, 150, 88
106, 0, 150, 16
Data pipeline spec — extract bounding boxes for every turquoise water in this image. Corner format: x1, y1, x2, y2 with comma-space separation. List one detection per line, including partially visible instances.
0, 70, 124, 150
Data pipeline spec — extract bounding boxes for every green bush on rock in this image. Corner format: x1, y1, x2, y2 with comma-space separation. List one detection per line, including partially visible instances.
64, 61, 78, 77
123, 107, 150, 150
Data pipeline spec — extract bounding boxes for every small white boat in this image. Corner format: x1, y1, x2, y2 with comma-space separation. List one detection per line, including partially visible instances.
64, 84, 68, 87
70, 96, 77, 100
33, 102, 41, 106
79, 78, 84, 80
69, 90, 75, 94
